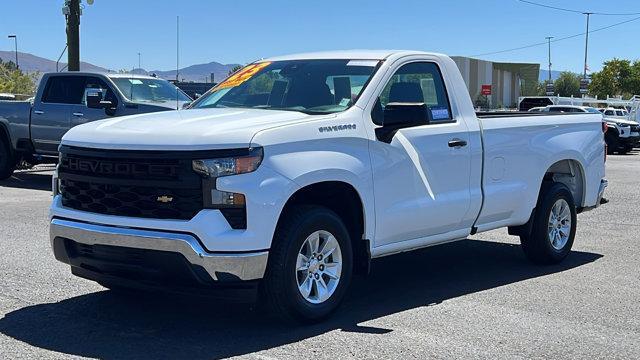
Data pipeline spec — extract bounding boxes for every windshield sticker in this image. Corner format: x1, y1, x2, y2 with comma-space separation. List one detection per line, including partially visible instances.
346, 60, 379, 67
338, 98, 350, 107
128, 79, 143, 85
431, 107, 450, 120
215, 62, 272, 90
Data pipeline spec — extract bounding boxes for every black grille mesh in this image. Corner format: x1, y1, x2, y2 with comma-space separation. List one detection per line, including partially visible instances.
58, 148, 204, 220
60, 179, 202, 219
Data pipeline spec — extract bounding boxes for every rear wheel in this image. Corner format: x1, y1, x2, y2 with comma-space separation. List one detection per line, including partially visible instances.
263, 205, 353, 323
0, 136, 15, 180
520, 182, 577, 264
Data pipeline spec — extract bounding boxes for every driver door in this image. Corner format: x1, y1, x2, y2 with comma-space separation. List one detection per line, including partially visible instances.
368, 61, 473, 247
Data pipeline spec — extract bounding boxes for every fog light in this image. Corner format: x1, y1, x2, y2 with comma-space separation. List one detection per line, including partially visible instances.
211, 189, 245, 206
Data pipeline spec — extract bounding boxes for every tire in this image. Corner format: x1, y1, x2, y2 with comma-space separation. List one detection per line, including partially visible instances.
0, 135, 16, 180
520, 182, 577, 264
605, 132, 618, 155
263, 205, 353, 323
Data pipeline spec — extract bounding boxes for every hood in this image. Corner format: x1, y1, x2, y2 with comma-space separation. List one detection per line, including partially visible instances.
604, 117, 638, 126
136, 100, 190, 110
61, 108, 313, 150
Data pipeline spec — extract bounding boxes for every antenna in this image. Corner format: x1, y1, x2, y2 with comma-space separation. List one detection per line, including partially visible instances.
176, 15, 180, 110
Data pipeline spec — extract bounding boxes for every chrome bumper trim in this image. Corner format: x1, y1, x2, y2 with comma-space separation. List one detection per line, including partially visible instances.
50, 218, 268, 281
598, 179, 608, 204
581, 179, 608, 213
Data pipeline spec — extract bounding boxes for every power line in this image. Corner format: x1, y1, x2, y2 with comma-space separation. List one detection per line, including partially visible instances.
518, 0, 640, 16
470, 15, 640, 57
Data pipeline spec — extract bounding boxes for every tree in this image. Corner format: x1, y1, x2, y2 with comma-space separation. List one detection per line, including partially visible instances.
0, 58, 38, 95
552, 71, 581, 97
533, 81, 547, 96
228, 65, 243, 76
589, 58, 637, 98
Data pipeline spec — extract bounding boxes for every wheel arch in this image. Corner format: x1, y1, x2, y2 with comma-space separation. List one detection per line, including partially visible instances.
543, 158, 586, 208
275, 180, 371, 275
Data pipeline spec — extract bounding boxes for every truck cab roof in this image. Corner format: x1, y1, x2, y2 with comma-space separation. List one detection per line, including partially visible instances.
263, 50, 446, 62
42, 71, 161, 81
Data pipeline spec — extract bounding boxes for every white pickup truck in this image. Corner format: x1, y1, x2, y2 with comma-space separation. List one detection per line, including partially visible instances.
50, 50, 607, 322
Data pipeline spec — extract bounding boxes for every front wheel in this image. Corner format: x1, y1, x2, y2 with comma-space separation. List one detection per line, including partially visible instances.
0, 136, 15, 180
263, 205, 353, 322
520, 182, 577, 264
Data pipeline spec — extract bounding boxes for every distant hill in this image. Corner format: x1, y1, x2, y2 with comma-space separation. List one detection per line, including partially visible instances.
0, 50, 239, 83
538, 70, 563, 82
0, 51, 107, 73
148, 61, 240, 83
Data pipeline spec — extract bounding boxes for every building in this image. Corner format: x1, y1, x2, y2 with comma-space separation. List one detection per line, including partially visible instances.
451, 56, 539, 108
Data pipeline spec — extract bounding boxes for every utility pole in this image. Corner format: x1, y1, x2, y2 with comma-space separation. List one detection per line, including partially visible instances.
137, 52, 141, 70
583, 12, 592, 80
65, 0, 81, 71
545, 36, 553, 84
7, 35, 18, 69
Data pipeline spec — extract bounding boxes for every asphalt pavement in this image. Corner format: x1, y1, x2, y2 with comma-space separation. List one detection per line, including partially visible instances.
0, 155, 639, 359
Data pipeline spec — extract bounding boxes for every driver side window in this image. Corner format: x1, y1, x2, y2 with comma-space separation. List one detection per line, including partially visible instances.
376, 62, 452, 123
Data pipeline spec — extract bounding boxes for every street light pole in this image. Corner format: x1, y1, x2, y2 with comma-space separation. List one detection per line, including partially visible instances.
137, 52, 141, 70
7, 35, 18, 69
583, 12, 592, 80
545, 36, 553, 84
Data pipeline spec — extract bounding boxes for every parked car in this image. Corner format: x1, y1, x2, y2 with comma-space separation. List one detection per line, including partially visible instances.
602, 107, 629, 118
528, 106, 546, 112
0, 72, 191, 179
542, 105, 639, 154
50, 50, 608, 322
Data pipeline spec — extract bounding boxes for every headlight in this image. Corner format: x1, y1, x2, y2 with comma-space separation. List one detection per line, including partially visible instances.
192, 147, 263, 178
617, 123, 630, 127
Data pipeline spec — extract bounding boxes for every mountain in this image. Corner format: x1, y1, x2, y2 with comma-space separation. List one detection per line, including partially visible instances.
0, 50, 238, 83
148, 61, 240, 83
538, 70, 563, 82
0, 51, 107, 73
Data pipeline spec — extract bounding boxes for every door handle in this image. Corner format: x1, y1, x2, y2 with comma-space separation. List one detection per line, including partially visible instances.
448, 138, 467, 148
33, 110, 44, 115
72, 112, 84, 117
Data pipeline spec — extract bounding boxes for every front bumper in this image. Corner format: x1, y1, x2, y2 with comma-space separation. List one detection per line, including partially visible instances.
50, 218, 269, 283
619, 135, 640, 146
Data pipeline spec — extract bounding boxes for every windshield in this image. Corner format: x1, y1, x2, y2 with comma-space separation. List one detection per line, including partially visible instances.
585, 107, 602, 114
111, 77, 191, 103
190, 59, 380, 114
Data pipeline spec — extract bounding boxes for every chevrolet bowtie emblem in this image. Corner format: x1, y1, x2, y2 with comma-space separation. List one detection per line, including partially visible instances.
157, 195, 174, 203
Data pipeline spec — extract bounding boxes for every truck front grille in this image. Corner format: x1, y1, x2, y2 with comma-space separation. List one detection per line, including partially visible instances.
59, 178, 202, 219
58, 146, 204, 220
631, 125, 639, 132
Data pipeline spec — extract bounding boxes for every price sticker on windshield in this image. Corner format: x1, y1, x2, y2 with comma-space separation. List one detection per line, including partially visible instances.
216, 62, 272, 90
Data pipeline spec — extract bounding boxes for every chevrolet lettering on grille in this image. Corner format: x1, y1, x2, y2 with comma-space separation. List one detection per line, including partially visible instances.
61, 157, 179, 177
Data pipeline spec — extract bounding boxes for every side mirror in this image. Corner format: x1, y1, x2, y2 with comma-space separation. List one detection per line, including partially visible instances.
375, 102, 431, 143
182, 101, 192, 109
86, 90, 103, 109
100, 100, 116, 116
383, 102, 430, 127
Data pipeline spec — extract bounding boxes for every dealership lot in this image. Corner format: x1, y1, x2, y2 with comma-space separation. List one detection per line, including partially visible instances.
0, 155, 639, 359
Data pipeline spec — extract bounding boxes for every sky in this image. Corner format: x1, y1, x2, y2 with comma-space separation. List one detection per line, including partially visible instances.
1, 0, 639, 73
